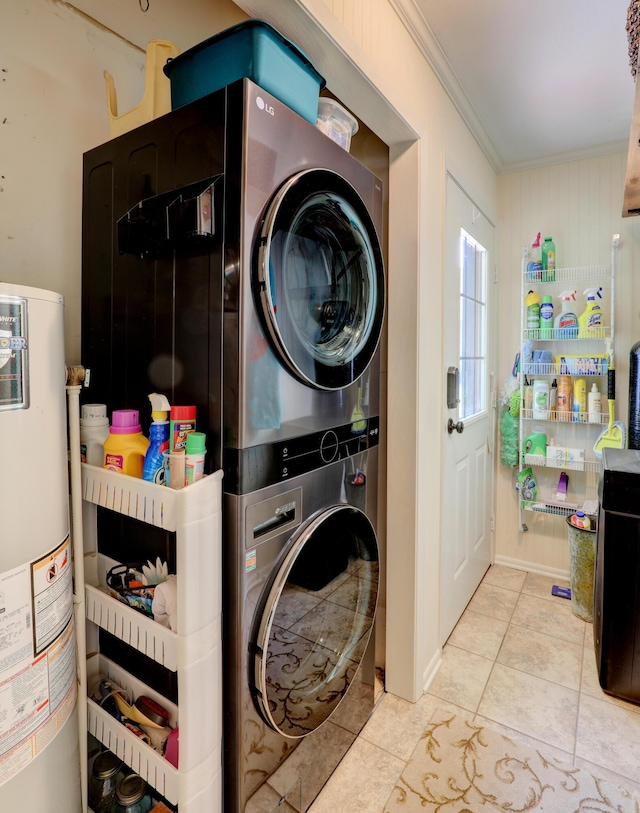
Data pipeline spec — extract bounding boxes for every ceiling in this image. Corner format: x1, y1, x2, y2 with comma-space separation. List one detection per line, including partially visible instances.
397, 0, 636, 172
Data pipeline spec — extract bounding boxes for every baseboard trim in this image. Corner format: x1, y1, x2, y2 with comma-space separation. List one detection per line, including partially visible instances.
422, 646, 443, 694
494, 554, 570, 582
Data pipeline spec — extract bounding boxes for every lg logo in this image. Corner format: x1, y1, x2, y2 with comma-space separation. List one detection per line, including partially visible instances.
256, 96, 275, 116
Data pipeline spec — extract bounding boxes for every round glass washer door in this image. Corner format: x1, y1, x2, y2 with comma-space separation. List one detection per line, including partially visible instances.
255, 169, 385, 390
253, 504, 379, 738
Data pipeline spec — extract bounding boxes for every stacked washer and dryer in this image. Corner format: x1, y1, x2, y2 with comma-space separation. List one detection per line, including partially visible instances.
82, 77, 386, 812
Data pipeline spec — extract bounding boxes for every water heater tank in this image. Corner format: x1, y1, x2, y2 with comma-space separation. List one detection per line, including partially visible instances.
0, 282, 81, 810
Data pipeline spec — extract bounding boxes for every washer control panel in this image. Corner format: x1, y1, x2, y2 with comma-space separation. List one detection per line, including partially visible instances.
227, 416, 380, 494
278, 417, 379, 481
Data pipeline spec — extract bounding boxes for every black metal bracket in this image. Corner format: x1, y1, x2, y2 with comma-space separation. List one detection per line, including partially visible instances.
117, 175, 222, 258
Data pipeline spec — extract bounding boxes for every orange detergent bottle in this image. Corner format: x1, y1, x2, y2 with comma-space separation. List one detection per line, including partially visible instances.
103, 409, 150, 477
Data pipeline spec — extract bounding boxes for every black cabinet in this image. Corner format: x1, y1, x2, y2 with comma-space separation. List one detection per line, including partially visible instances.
594, 448, 640, 704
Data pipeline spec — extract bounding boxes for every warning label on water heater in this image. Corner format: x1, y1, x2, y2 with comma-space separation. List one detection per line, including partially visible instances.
0, 537, 76, 787
0, 295, 29, 412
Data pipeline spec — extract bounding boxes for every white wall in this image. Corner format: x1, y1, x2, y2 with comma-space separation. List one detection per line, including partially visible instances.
496, 151, 640, 577
0, 0, 246, 363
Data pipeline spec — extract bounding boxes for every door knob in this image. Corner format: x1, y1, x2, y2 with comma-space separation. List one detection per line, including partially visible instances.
447, 419, 464, 435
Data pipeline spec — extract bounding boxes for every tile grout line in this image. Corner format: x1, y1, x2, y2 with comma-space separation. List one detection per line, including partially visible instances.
571, 622, 590, 765
471, 574, 524, 724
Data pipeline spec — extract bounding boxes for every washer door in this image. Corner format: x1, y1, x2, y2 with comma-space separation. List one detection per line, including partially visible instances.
253, 504, 379, 738
255, 169, 385, 390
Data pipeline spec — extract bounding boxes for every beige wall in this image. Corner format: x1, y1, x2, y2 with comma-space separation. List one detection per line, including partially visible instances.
496, 152, 640, 577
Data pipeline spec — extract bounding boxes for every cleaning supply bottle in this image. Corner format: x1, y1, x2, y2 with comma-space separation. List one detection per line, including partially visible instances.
143, 393, 171, 484
526, 233, 542, 281
523, 377, 533, 412
532, 379, 550, 419
169, 405, 196, 450
184, 431, 207, 485
570, 510, 591, 530
525, 290, 541, 338
539, 295, 554, 339
80, 403, 110, 466
549, 378, 558, 420
104, 409, 150, 477
579, 287, 604, 338
554, 291, 578, 339
557, 374, 572, 421
541, 236, 556, 281
573, 377, 587, 422
588, 382, 602, 423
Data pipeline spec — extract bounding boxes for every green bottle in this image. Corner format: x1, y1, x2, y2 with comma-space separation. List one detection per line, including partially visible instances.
541, 236, 556, 281
539, 295, 553, 339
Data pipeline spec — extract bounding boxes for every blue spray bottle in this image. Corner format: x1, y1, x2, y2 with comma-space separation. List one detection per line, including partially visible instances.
143, 392, 171, 484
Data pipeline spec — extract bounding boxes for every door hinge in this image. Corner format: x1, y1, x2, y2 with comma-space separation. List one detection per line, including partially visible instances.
494, 265, 498, 284
490, 514, 495, 532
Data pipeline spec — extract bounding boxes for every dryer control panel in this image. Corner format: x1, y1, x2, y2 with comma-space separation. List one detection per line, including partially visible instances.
225, 416, 380, 494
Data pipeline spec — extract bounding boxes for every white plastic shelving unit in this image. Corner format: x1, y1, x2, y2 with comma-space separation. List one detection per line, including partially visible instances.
81, 463, 223, 812
518, 236, 619, 530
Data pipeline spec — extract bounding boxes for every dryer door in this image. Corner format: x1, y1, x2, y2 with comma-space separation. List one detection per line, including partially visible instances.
255, 169, 385, 390
253, 504, 379, 738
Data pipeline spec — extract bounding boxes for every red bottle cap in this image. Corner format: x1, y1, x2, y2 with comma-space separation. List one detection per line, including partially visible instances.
170, 406, 196, 420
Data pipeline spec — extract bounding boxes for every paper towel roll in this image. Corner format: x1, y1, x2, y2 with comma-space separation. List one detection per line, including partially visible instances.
152, 575, 178, 631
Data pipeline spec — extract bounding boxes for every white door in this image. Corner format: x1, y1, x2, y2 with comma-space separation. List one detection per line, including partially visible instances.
440, 174, 496, 644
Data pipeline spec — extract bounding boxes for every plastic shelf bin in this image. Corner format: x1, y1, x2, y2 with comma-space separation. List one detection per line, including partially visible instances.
163, 20, 325, 124
316, 97, 359, 152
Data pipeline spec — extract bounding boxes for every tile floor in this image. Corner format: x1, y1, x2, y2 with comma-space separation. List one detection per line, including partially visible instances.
308, 564, 640, 813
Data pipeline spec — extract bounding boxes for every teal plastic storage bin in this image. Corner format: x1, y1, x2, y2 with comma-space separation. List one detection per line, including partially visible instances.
163, 20, 325, 124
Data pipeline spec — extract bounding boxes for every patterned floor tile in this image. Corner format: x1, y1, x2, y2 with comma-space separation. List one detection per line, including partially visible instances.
477, 662, 579, 752
510, 591, 586, 645
446, 608, 508, 659
466, 582, 519, 622
426, 644, 493, 712
482, 564, 527, 591
497, 622, 583, 690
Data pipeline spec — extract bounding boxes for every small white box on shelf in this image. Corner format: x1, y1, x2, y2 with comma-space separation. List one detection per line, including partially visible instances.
546, 445, 585, 470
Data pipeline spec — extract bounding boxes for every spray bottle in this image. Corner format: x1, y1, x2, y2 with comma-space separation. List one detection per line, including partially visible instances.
579, 287, 604, 338
554, 291, 578, 339
526, 233, 542, 281
143, 393, 171, 484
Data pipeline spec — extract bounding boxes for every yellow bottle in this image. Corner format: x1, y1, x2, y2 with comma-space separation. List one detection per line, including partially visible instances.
572, 378, 587, 422
524, 290, 541, 338
103, 409, 150, 478
578, 287, 604, 338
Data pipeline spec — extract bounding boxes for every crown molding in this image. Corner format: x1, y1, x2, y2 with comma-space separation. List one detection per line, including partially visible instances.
388, 0, 502, 172
501, 139, 628, 174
